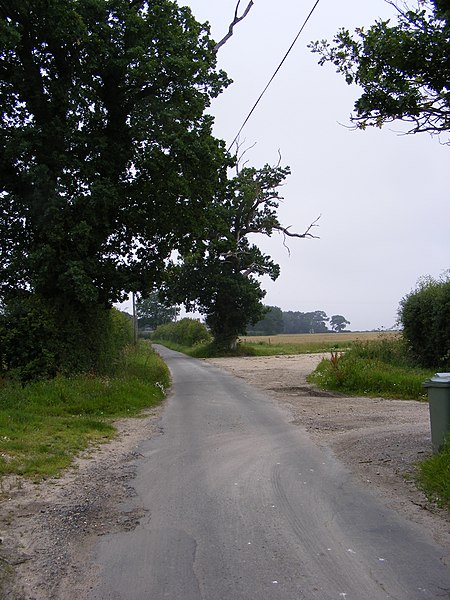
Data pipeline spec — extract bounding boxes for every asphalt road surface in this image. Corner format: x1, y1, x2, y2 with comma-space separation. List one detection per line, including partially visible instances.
88, 346, 450, 600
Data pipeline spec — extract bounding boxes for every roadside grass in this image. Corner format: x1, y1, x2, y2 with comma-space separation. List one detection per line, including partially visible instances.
0, 343, 170, 479
307, 355, 433, 400
416, 437, 450, 510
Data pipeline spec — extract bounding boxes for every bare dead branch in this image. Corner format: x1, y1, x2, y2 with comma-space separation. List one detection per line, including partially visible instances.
276, 148, 282, 168
214, 1, 255, 53
234, 137, 257, 174
241, 263, 257, 277
277, 214, 321, 239
275, 215, 321, 256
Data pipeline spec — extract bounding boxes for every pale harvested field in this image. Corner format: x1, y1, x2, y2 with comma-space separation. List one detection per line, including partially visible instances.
241, 331, 399, 344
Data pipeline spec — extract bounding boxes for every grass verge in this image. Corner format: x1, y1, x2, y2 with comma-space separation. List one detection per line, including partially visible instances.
308, 356, 433, 400
307, 339, 434, 401
0, 343, 170, 479
416, 437, 450, 510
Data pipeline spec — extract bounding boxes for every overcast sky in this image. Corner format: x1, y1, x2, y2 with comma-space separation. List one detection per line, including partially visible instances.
175, 0, 449, 331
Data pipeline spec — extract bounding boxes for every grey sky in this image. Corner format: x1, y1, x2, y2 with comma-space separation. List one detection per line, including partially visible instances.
180, 0, 450, 331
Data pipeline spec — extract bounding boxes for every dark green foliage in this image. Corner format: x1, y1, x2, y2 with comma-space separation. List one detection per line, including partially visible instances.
399, 276, 450, 368
248, 309, 352, 335
0, 0, 229, 305
0, 295, 132, 382
153, 318, 211, 347
310, 1, 450, 140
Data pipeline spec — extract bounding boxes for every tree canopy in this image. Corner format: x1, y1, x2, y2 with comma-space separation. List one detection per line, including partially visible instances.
310, 0, 450, 141
0, 0, 230, 308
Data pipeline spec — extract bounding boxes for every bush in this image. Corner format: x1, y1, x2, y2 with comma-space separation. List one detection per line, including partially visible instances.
0, 294, 133, 382
399, 275, 450, 369
152, 318, 211, 347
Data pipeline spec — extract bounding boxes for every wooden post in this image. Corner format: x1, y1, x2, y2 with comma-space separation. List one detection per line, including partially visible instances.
132, 292, 138, 346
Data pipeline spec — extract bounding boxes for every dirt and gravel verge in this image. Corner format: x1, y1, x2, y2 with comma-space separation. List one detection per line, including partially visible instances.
0, 353, 448, 599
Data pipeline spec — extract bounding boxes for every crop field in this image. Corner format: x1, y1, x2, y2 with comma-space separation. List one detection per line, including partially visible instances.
241, 331, 399, 345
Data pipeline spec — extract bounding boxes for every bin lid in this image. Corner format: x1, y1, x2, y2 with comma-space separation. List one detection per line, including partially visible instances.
423, 372, 450, 387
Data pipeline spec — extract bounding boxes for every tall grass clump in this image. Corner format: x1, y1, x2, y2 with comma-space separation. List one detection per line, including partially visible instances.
308, 337, 434, 400
416, 437, 450, 509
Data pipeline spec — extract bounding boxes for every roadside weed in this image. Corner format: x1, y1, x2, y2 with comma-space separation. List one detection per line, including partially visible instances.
416, 438, 450, 509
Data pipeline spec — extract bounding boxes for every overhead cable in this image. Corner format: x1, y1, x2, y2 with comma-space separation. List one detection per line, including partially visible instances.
228, 0, 322, 152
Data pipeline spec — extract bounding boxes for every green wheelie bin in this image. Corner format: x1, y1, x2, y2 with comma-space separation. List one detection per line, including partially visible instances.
423, 373, 450, 453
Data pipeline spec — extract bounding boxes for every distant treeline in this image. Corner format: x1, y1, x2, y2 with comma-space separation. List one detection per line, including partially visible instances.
247, 306, 350, 335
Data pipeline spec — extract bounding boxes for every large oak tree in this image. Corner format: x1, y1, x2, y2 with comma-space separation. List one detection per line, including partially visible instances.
0, 0, 230, 375
166, 163, 319, 350
0, 0, 229, 305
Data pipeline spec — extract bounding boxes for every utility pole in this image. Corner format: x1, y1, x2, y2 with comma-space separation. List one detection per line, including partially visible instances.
132, 292, 138, 346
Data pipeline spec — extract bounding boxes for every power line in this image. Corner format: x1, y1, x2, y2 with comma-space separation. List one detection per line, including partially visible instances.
228, 0, 321, 152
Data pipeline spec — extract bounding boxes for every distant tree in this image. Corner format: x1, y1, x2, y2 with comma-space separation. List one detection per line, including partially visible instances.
310, 1, 450, 142
282, 311, 311, 334
330, 314, 351, 333
282, 310, 329, 334
247, 305, 284, 335
137, 293, 179, 331
309, 310, 329, 333
166, 163, 319, 350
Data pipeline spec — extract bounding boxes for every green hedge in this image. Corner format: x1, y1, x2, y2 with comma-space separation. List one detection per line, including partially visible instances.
399, 276, 450, 369
0, 294, 133, 382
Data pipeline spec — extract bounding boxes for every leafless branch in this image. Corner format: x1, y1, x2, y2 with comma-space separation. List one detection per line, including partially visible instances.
214, 1, 255, 53
241, 263, 257, 277
278, 215, 321, 239
234, 138, 257, 174
276, 148, 282, 168
275, 215, 321, 255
